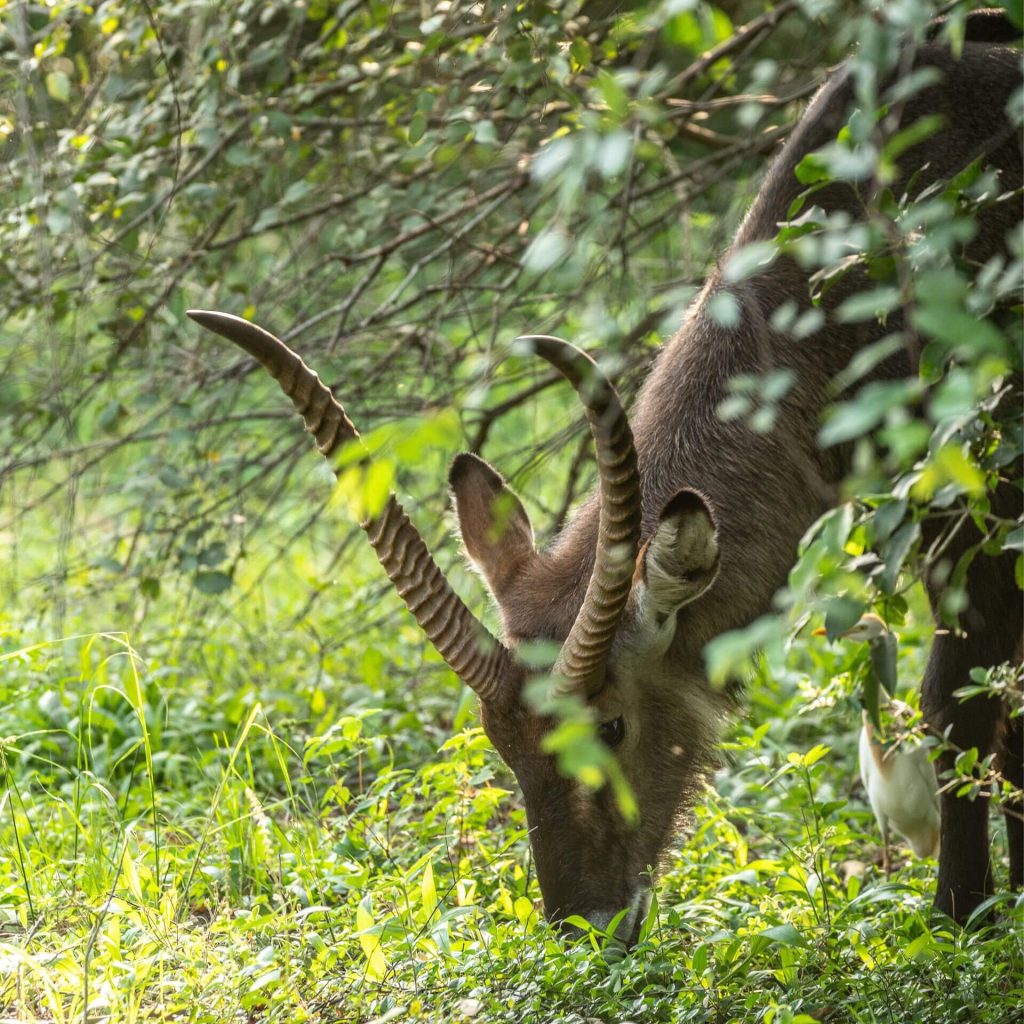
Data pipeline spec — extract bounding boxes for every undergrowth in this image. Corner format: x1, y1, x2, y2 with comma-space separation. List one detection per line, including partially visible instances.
1, 597, 1020, 1024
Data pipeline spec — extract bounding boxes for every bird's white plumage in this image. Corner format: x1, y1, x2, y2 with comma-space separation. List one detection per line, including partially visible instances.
832, 614, 941, 872
859, 714, 940, 865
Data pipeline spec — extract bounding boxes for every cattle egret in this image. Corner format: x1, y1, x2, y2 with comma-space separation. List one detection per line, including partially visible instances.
859, 710, 940, 874
832, 614, 940, 874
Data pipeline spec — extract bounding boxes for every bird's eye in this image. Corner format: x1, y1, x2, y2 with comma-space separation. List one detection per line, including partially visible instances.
598, 716, 625, 748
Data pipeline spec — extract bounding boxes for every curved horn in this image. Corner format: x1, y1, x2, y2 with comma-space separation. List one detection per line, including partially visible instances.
515, 335, 641, 695
187, 310, 517, 702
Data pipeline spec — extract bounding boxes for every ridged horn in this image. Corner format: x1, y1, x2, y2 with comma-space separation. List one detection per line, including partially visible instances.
187, 310, 517, 702
515, 336, 641, 695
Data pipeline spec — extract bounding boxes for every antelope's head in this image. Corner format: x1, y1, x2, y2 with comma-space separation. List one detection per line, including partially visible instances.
188, 311, 722, 944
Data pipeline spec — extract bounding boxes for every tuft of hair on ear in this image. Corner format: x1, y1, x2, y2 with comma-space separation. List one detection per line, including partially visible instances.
643, 489, 719, 619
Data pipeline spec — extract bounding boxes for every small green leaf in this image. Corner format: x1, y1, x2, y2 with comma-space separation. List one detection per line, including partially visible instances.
97, 401, 125, 433
1001, 524, 1024, 552
421, 861, 437, 921
862, 670, 881, 730
513, 895, 536, 928
45, 71, 71, 104
871, 498, 907, 542
794, 154, 830, 184
569, 37, 591, 70
596, 71, 629, 119
823, 596, 865, 640
408, 111, 426, 144
869, 629, 898, 696
759, 923, 806, 946
356, 902, 386, 980
879, 520, 920, 594
802, 743, 830, 767
198, 542, 227, 567
524, 228, 567, 273
836, 287, 901, 324
195, 571, 232, 595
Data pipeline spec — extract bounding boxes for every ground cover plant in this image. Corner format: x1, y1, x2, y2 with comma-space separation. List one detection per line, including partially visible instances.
1, 1, 1021, 1021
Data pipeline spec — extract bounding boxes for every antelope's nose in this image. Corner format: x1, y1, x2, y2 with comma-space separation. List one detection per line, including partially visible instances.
553, 897, 647, 948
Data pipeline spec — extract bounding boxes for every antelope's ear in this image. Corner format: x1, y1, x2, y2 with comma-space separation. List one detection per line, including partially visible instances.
637, 490, 719, 627
449, 453, 537, 597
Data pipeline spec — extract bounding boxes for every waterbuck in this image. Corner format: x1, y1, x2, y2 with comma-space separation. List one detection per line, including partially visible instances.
187, 10, 1022, 941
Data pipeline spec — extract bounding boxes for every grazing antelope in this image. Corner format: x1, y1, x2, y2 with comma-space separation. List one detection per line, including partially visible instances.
188, 10, 1022, 940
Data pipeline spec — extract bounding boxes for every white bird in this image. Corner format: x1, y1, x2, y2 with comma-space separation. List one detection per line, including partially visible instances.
859, 710, 940, 875
835, 614, 940, 874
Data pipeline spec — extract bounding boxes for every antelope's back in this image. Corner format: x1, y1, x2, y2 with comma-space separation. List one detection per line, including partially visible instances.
739, 32, 1022, 257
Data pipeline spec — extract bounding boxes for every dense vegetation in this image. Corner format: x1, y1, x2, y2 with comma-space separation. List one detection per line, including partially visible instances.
1, 1, 1021, 1021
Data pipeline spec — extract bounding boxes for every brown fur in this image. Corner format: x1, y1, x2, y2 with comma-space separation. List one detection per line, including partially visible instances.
452, 15, 1022, 935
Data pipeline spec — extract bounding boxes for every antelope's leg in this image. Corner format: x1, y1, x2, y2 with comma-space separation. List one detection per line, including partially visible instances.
921, 496, 1020, 922
1002, 711, 1024, 891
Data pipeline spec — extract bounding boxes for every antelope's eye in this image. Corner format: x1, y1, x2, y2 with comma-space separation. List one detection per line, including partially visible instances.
598, 716, 625, 748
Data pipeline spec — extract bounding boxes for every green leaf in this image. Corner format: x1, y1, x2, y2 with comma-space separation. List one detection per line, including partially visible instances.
705, 615, 784, 687
524, 228, 567, 272
356, 902, 387, 980
198, 542, 227, 567
882, 114, 944, 163
879, 520, 920, 594
862, 667, 881, 730
408, 111, 426, 144
823, 596, 865, 640
513, 895, 536, 928
914, 306, 1007, 357
818, 381, 917, 447
421, 861, 437, 921
836, 287, 901, 324
194, 571, 232, 595
723, 242, 776, 283
802, 743, 830, 767
794, 154, 831, 184
871, 498, 907, 542
45, 71, 71, 104
869, 629, 898, 696
759, 923, 806, 946
569, 37, 591, 70
707, 291, 740, 327
97, 401, 125, 433
1001, 524, 1024, 552
596, 71, 629, 119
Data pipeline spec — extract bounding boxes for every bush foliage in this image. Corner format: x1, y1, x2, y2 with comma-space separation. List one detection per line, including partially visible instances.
0, 1, 1021, 1021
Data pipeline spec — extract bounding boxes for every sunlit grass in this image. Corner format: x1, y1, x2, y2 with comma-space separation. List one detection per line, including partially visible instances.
1, 613, 1021, 1023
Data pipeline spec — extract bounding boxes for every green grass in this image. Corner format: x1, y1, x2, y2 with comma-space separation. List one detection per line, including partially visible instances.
1, 591, 1020, 1024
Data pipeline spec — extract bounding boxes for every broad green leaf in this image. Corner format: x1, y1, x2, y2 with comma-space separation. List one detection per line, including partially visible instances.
868, 629, 898, 697
759, 923, 806, 946
879, 520, 920, 594
409, 111, 426, 144
195, 571, 232, 595
45, 71, 71, 104
356, 903, 386, 980
596, 71, 629, 119
823, 596, 865, 640
421, 861, 438, 921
